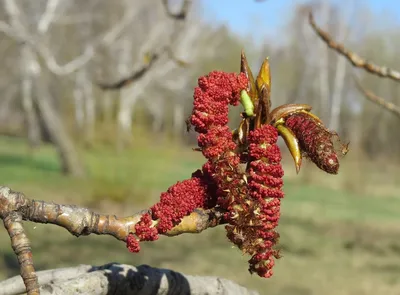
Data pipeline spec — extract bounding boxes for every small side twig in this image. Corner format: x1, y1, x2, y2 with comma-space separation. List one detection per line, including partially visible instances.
2, 211, 39, 295
96, 52, 160, 90
308, 11, 400, 82
309, 11, 400, 118
96, 47, 190, 90
0, 186, 226, 294
353, 76, 400, 118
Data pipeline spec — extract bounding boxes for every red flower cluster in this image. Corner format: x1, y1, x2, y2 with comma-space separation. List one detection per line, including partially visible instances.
285, 113, 339, 174
127, 173, 211, 252
225, 124, 284, 278
191, 71, 248, 215
190, 71, 285, 278
246, 124, 284, 277
191, 71, 247, 134
127, 70, 286, 278
127, 71, 247, 253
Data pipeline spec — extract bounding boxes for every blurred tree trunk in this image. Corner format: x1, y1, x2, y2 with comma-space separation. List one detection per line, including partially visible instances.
3, 0, 85, 177
83, 72, 95, 145
74, 68, 95, 146
73, 70, 85, 131
101, 91, 113, 125
20, 45, 42, 148
172, 102, 184, 137
34, 72, 86, 177
116, 37, 135, 148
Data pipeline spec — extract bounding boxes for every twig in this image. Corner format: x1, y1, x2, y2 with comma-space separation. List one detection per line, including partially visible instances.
309, 11, 400, 118
353, 76, 400, 118
308, 11, 400, 82
0, 186, 225, 240
96, 52, 160, 90
96, 48, 188, 90
2, 211, 39, 295
0, 186, 226, 294
0, 263, 259, 295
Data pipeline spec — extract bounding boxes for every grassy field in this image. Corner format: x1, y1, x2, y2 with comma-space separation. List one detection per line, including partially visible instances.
1, 135, 400, 295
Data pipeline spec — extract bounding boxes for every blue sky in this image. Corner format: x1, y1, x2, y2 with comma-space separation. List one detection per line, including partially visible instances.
201, 0, 400, 39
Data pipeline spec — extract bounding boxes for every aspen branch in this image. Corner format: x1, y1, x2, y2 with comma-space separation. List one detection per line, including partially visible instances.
0, 185, 227, 294
353, 76, 400, 118
0, 186, 225, 240
309, 11, 400, 118
0, 263, 259, 295
2, 211, 39, 295
308, 11, 400, 82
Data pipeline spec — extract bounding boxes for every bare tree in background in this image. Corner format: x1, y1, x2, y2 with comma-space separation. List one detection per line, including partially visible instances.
0, 0, 197, 173
96, 0, 197, 148
0, 0, 88, 176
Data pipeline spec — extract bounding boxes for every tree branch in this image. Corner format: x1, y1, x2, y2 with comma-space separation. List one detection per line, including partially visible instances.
308, 11, 400, 82
0, 186, 225, 240
309, 10, 400, 118
0, 185, 227, 294
96, 52, 160, 90
353, 76, 400, 118
0, 263, 259, 295
37, 0, 61, 34
2, 211, 39, 295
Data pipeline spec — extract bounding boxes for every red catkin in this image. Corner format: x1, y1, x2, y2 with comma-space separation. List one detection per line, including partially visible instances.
225, 124, 284, 278
128, 70, 289, 279
128, 172, 212, 251
285, 113, 339, 174
129, 71, 248, 252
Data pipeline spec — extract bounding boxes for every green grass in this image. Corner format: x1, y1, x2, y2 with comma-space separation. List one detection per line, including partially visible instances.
1, 135, 400, 295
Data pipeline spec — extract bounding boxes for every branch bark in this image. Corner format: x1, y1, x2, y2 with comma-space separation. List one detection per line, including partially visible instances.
309, 11, 400, 82
309, 10, 400, 119
0, 185, 228, 293
0, 263, 259, 295
2, 211, 39, 295
354, 76, 400, 118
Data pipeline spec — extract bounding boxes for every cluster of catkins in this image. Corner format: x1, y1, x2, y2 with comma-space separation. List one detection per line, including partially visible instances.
126, 70, 341, 278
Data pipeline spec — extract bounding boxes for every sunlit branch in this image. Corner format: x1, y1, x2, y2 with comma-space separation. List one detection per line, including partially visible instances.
353, 76, 400, 118
309, 11, 400, 82
0, 185, 227, 294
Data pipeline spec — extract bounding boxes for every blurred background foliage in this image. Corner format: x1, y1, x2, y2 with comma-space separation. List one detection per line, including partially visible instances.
0, 0, 400, 294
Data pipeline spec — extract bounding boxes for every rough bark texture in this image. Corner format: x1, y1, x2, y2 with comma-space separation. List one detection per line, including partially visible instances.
0, 263, 259, 295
